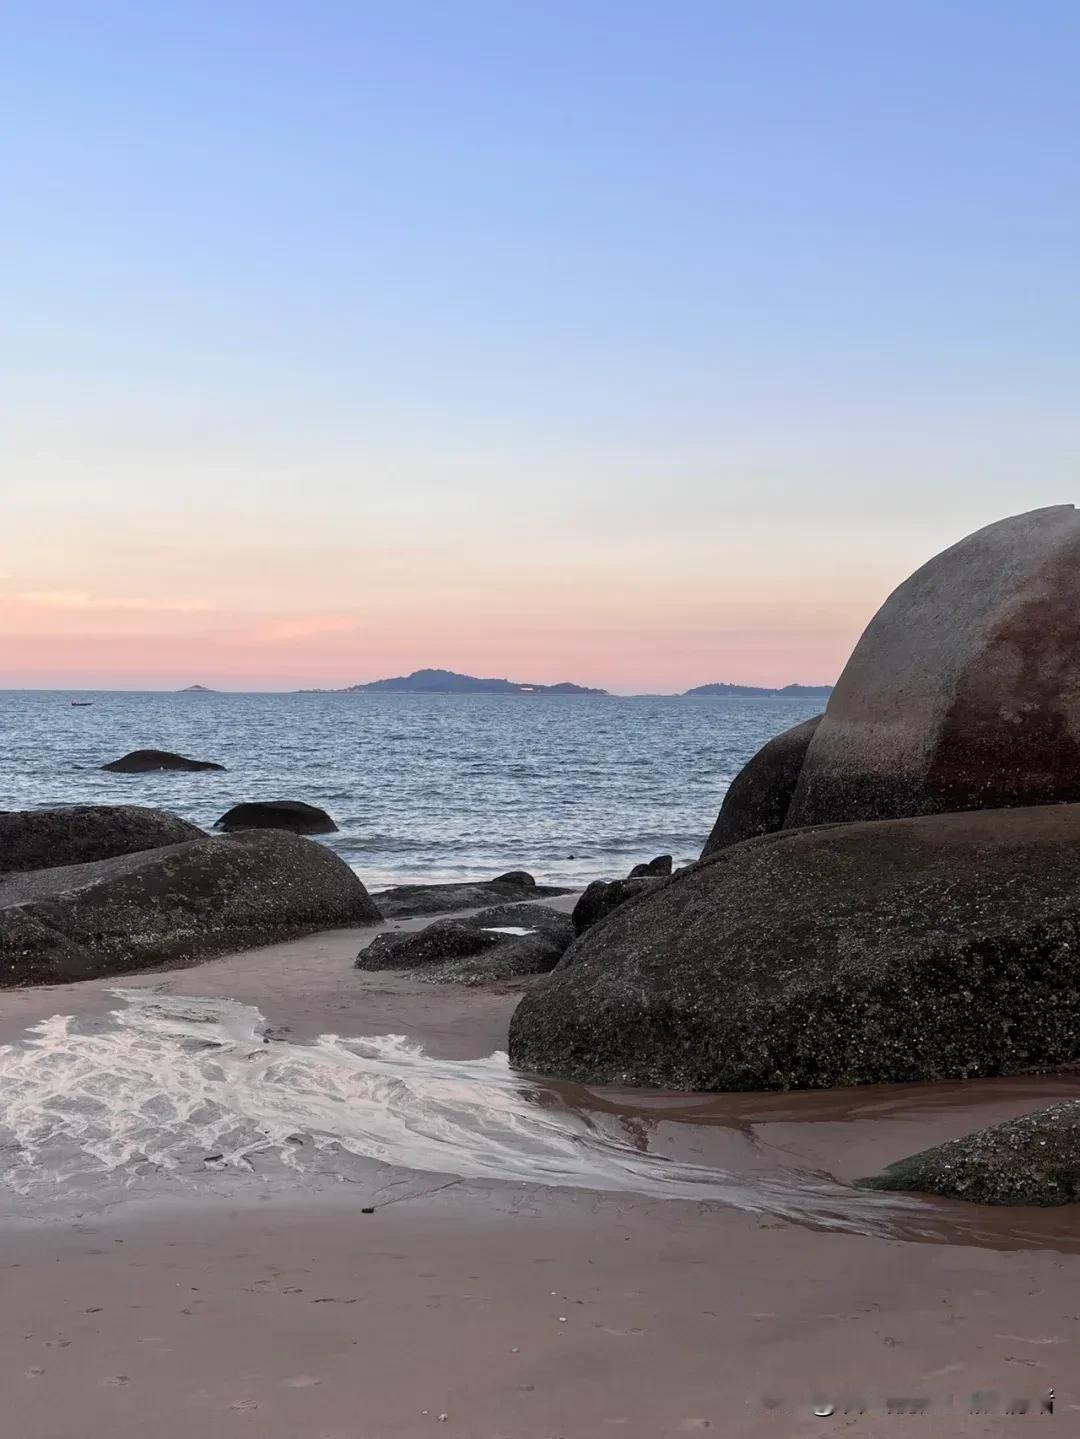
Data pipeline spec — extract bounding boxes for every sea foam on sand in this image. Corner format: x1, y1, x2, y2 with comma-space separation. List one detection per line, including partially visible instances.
0, 988, 915, 1232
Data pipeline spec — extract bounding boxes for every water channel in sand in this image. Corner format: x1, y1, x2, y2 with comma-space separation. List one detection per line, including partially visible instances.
3, 988, 1080, 1253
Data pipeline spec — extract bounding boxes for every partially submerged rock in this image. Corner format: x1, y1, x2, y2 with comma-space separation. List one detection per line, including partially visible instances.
701, 716, 822, 857
509, 803, 1080, 1091
571, 877, 659, 937
215, 800, 338, 835
788, 506, 1080, 827
101, 749, 225, 773
0, 831, 381, 986
356, 902, 572, 982
860, 1102, 1080, 1206
372, 872, 569, 920
0, 805, 204, 874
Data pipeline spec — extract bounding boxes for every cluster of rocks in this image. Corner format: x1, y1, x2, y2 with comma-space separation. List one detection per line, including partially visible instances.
0, 797, 576, 991
99, 750, 342, 833
356, 902, 574, 984
508, 505, 1080, 1204
0, 805, 380, 986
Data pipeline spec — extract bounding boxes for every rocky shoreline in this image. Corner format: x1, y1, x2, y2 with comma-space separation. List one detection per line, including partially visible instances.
6, 507, 1080, 1216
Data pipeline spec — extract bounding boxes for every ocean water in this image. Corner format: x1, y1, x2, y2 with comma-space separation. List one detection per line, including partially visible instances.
0, 690, 821, 889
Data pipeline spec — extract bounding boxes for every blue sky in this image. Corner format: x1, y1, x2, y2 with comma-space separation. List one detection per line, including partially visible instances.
2, 1, 1077, 689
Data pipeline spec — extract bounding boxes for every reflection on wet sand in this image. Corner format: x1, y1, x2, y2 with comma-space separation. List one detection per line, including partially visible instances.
2, 988, 1080, 1253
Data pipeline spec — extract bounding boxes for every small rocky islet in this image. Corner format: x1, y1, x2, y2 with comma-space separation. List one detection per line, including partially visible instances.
6, 504, 1080, 1205
101, 748, 225, 773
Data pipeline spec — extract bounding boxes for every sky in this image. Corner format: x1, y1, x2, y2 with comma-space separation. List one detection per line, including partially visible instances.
2, 1, 1077, 692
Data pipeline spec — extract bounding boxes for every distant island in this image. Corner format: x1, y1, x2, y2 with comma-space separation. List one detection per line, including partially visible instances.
682, 682, 833, 699
297, 669, 831, 698
178, 684, 216, 693
328, 668, 609, 696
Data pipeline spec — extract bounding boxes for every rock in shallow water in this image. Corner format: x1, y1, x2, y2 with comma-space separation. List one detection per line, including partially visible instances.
0, 805, 204, 874
214, 800, 338, 834
101, 749, 224, 773
0, 831, 381, 986
509, 803, 1080, 1091
859, 1102, 1080, 1206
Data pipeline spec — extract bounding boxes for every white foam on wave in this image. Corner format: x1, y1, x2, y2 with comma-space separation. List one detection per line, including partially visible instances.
0, 990, 919, 1231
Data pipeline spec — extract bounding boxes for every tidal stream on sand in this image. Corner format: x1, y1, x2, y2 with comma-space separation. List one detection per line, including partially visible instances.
3, 988, 1080, 1254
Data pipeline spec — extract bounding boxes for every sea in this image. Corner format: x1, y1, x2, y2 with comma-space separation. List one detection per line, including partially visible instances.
0, 690, 822, 890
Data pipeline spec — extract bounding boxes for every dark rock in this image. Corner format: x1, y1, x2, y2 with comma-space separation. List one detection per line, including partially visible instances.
701, 716, 822, 857
439, 933, 563, 984
0, 805, 204, 874
101, 749, 224, 773
859, 1102, 1080, 1206
0, 909, 94, 986
214, 801, 338, 835
628, 855, 673, 879
788, 505, 1080, 828
466, 903, 574, 947
357, 919, 503, 971
0, 831, 381, 986
493, 870, 536, 889
509, 803, 1080, 1091
372, 873, 569, 920
355, 901, 572, 981
571, 877, 659, 937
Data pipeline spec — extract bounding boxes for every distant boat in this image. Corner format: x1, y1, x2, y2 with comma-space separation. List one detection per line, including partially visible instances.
70, 701, 93, 707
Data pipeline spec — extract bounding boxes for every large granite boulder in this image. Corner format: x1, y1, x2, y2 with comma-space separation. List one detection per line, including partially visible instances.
215, 800, 338, 834
373, 871, 569, 919
701, 716, 822, 857
509, 803, 1080, 1091
102, 749, 224, 773
0, 805, 204, 874
787, 506, 1080, 828
357, 902, 572, 982
860, 1102, 1080, 1206
0, 831, 381, 986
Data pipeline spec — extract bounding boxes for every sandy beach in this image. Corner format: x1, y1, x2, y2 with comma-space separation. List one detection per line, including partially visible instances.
3, 900, 1080, 1438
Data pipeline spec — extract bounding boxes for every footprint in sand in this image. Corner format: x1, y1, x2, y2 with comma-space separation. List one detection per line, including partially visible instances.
228, 1399, 259, 1412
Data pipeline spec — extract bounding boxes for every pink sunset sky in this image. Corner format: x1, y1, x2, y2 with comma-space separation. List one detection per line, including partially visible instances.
0, 454, 1058, 693
4, 5, 1076, 693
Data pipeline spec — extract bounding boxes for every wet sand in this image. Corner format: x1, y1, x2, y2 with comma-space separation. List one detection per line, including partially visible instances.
3, 904, 1080, 1436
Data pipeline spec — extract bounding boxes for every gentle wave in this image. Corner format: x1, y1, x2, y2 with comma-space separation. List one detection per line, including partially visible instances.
0, 690, 822, 888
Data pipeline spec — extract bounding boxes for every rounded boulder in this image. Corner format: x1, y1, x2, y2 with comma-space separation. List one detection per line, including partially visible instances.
215, 801, 338, 835
510, 803, 1080, 1091
788, 505, 1080, 827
